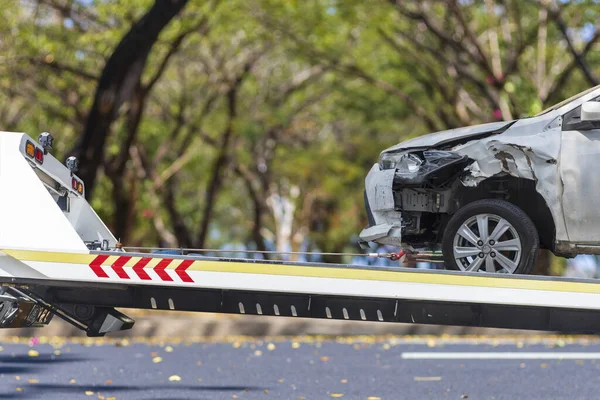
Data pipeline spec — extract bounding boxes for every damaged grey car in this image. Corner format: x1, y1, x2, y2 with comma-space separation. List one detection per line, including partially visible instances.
360, 85, 600, 274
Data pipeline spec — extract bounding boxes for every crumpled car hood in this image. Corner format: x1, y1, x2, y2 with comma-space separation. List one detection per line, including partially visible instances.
383, 120, 515, 153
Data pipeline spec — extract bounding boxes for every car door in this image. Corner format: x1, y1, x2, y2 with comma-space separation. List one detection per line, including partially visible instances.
560, 96, 600, 243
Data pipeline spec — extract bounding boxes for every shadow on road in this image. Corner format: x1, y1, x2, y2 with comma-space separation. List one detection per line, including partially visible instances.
0, 354, 91, 364
0, 384, 267, 399
0, 354, 89, 375
0, 365, 40, 374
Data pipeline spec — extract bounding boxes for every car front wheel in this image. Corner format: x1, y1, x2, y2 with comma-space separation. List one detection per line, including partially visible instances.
442, 199, 539, 274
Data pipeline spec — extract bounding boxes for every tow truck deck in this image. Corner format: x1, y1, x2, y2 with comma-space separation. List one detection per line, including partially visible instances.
1, 131, 600, 336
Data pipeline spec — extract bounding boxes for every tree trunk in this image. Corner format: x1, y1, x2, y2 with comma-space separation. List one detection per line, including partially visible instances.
110, 172, 137, 242
106, 87, 146, 241
195, 60, 255, 247
74, 0, 188, 197
195, 88, 238, 248
244, 177, 268, 254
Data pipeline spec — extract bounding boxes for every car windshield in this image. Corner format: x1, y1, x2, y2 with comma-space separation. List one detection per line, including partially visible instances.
536, 85, 600, 116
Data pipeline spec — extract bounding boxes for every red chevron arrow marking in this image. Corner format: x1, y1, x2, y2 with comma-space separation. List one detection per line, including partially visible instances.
154, 258, 173, 281
89, 255, 109, 278
112, 256, 131, 279
175, 259, 194, 283
132, 257, 152, 280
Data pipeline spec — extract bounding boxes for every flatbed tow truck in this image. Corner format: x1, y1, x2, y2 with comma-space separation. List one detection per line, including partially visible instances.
1, 131, 600, 337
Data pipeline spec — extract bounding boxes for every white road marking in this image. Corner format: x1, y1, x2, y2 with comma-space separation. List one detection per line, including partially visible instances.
402, 352, 600, 360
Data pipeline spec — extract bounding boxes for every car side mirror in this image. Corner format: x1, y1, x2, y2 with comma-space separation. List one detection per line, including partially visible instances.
581, 101, 600, 122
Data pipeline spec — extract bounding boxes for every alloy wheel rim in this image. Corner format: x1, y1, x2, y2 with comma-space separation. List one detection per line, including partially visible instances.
452, 213, 522, 273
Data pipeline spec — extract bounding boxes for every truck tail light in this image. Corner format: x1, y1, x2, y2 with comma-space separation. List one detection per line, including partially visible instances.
25, 141, 35, 158
71, 177, 84, 194
34, 148, 44, 164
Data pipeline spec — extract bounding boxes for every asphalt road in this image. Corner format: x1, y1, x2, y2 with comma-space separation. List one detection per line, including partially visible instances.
0, 337, 599, 400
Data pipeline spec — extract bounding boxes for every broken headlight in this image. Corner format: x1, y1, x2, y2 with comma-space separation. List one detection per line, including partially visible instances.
390, 150, 469, 187
378, 152, 423, 174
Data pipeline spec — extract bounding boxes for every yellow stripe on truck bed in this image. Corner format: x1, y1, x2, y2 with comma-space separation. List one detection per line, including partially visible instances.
3, 249, 600, 295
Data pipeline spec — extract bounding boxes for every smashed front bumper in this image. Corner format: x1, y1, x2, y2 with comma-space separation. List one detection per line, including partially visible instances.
359, 164, 402, 246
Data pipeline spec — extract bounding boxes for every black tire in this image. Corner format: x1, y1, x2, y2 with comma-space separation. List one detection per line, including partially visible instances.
442, 199, 539, 274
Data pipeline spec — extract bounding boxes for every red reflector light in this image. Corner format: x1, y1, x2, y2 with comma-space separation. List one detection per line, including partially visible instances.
72, 178, 78, 190
25, 141, 35, 158
34, 148, 44, 164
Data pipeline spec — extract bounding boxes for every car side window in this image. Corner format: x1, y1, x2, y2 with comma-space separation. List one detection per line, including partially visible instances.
562, 95, 600, 131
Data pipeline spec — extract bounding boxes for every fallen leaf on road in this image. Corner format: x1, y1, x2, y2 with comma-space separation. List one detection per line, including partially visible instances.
197, 361, 203, 366
85, 391, 94, 396
54, 350, 61, 356
320, 356, 330, 362
367, 397, 381, 400
461, 395, 468, 399
107, 397, 116, 400
28, 379, 39, 384
414, 377, 442, 382
16, 387, 22, 392
264, 389, 269, 393
28, 350, 39, 357
165, 346, 174, 353
168, 375, 181, 382
541, 363, 548, 369
292, 342, 301, 349
233, 342, 241, 348
15, 376, 20, 381
267, 343, 276, 351
330, 394, 343, 398
152, 356, 163, 363
277, 379, 284, 383
232, 395, 238, 398
520, 363, 526, 368
197, 378, 202, 382
69, 379, 76, 384
105, 380, 112, 385
382, 344, 390, 350
576, 360, 584, 365
254, 350, 263, 356
341, 379, 348, 383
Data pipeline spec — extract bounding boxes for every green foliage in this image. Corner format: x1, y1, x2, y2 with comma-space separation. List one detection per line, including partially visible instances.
0, 0, 598, 258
